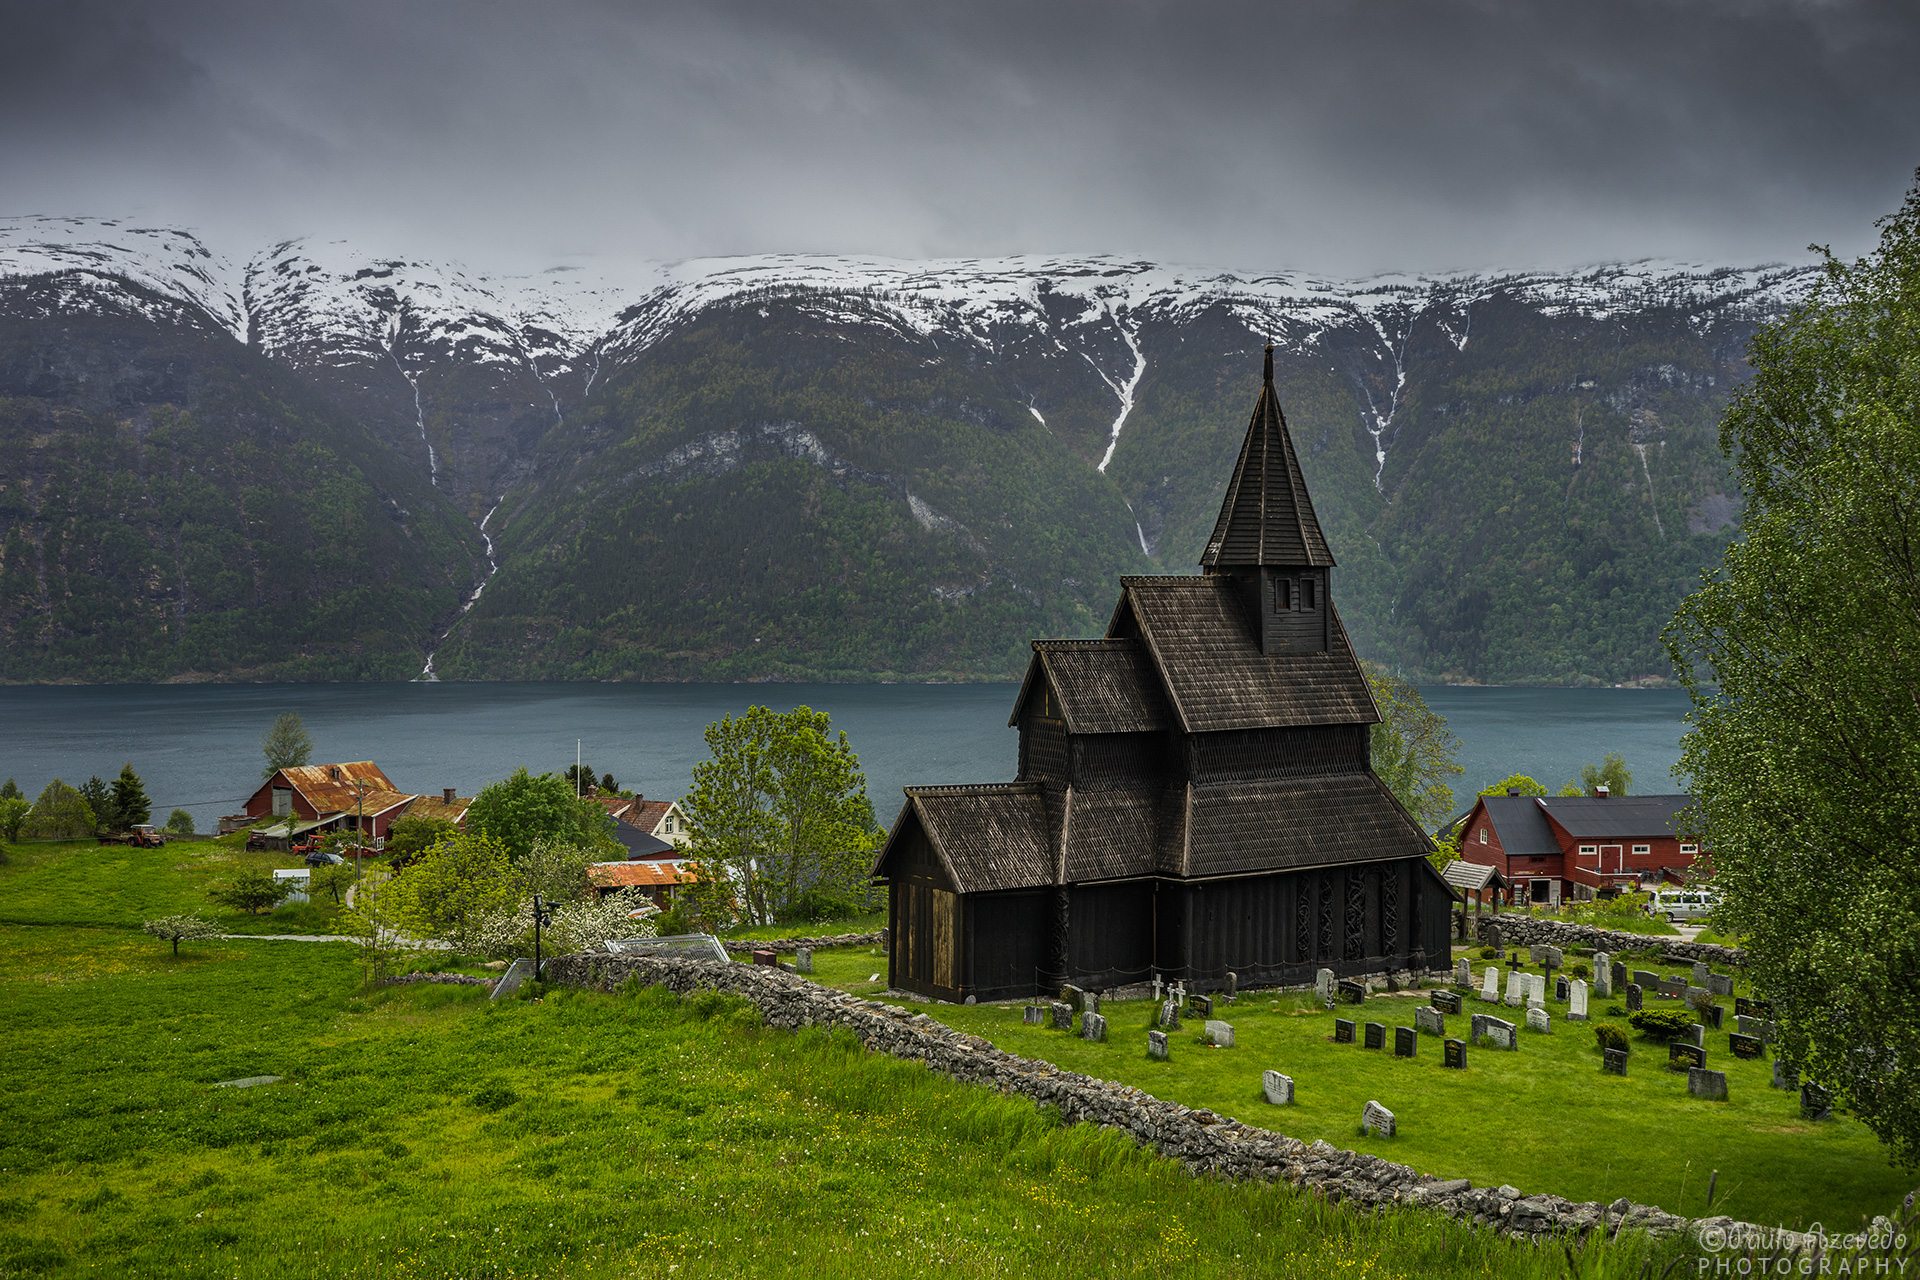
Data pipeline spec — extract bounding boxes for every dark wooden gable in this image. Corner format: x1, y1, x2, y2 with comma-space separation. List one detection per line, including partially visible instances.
870, 784, 1054, 894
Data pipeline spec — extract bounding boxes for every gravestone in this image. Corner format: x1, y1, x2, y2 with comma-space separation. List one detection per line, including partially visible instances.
1159, 997, 1182, 1030
1602, 1047, 1628, 1076
1735, 1014, 1774, 1041
1086, 991, 1101, 1016
1632, 969, 1660, 990
1455, 957, 1473, 987
1554, 976, 1570, 1002
1669, 1042, 1707, 1071
1316, 968, 1337, 1003
1415, 1006, 1446, 1037
1148, 1030, 1169, 1061
1593, 952, 1612, 997
1685, 985, 1710, 1007
751, 948, 778, 966
1361, 1100, 1396, 1137
1800, 1084, 1832, 1121
1081, 1011, 1108, 1042
1190, 993, 1214, 1019
1205, 1020, 1235, 1048
794, 946, 814, 975
1023, 1005, 1046, 1025
491, 957, 535, 1001
1538, 945, 1563, 969
1431, 989, 1463, 1015
1729, 1032, 1765, 1060
1394, 1026, 1418, 1058
1262, 1070, 1294, 1105
1529, 943, 1550, 965
1626, 984, 1644, 1012
1528, 973, 1547, 1007
1611, 960, 1628, 991
1707, 973, 1734, 997
1487, 1021, 1517, 1050
1363, 1022, 1386, 1050
1693, 960, 1711, 987
1151, 975, 1164, 1002
1526, 1006, 1551, 1034
1504, 970, 1526, 1007
1333, 1018, 1356, 1044
1050, 1001, 1073, 1031
1338, 979, 1367, 1005
1736, 996, 1773, 1019
1224, 972, 1237, 1004
1660, 975, 1688, 999
1688, 1067, 1729, 1101
1772, 1057, 1796, 1090
1682, 1023, 1705, 1048
1480, 967, 1501, 1003
1443, 1038, 1467, 1069
1702, 1004, 1723, 1030
1062, 984, 1085, 1011
1482, 921, 1503, 950
1568, 979, 1589, 1021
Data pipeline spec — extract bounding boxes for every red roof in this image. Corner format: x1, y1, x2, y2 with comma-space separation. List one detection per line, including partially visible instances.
587, 861, 697, 890
629, 799, 673, 831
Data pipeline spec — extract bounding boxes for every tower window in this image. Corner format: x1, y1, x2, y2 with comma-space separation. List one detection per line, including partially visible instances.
1274, 578, 1291, 611
1301, 577, 1317, 609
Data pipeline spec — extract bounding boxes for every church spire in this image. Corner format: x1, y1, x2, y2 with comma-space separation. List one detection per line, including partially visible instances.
1200, 344, 1335, 571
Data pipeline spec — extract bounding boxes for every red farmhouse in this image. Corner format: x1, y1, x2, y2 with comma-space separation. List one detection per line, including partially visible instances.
1455, 789, 1703, 906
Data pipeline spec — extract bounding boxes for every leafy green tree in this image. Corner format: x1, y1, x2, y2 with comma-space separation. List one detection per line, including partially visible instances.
1479, 774, 1549, 798
143, 914, 219, 957
1366, 670, 1463, 830
562, 762, 618, 796
208, 868, 295, 915
262, 711, 313, 779
466, 767, 618, 862
0, 796, 29, 845
380, 830, 524, 953
1563, 752, 1632, 797
517, 839, 602, 905
682, 705, 878, 926
110, 763, 151, 829
1666, 172, 1920, 1168
21, 779, 96, 841
79, 776, 113, 834
0, 779, 21, 801
385, 813, 456, 868
163, 809, 195, 836
311, 862, 356, 905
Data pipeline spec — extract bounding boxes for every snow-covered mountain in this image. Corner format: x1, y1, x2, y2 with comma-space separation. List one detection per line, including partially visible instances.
0, 215, 1817, 686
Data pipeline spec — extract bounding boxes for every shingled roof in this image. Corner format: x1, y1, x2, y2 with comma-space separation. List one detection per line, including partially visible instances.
1114, 577, 1378, 733
1200, 343, 1335, 571
1543, 795, 1697, 839
1008, 639, 1172, 734
1477, 795, 1561, 856
878, 784, 1055, 894
1171, 773, 1433, 879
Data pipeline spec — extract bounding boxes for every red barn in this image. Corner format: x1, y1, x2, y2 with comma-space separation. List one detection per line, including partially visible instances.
1456, 789, 1703, 906
241, 762, 470, 844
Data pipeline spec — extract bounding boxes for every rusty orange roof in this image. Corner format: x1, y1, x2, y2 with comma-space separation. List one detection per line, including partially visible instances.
586, 861, 698, 890
404, 794, 472, 824
276, 762, 401, 814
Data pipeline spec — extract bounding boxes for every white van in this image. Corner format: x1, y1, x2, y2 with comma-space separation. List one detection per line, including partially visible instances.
1648, 889, 1718, 922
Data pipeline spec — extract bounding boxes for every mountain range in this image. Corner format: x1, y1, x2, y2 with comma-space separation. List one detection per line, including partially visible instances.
0, 215, 1811, 685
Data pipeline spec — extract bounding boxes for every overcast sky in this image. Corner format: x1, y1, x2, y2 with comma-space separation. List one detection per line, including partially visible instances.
3, 0, 1915, 276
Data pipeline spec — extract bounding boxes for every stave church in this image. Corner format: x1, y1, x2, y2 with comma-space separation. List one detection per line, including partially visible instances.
872, 346, 1451, 1001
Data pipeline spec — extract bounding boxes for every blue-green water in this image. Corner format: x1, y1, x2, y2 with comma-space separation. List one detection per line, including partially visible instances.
0, 683, 1693, 833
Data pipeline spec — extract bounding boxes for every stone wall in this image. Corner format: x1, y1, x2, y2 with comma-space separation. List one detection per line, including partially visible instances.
544, 951, 1800, 1250
720, 931, 883, 955
1474, 916, 1745, 968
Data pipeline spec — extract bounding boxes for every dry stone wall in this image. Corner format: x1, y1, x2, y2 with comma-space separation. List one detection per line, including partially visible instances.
1475, 917, 1744, 968
544, 951, 1801, 1250
721, 931, 883, 955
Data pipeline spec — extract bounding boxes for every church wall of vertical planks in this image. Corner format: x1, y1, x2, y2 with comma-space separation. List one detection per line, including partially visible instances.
872, 347, 1453, 1001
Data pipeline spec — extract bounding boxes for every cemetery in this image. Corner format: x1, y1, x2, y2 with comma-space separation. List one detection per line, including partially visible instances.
798, 940, 1910, 1232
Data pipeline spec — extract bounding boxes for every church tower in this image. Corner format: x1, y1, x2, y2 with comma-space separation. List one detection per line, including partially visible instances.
1199, 342, 1336, 656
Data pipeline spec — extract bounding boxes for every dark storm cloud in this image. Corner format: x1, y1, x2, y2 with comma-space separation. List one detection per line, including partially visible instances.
2, 0, 1915, 273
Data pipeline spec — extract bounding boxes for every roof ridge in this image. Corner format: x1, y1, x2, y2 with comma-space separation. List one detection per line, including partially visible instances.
1119, 573, 1215, 585
1032, 637, 1138, 649
906, 782, 1040, 797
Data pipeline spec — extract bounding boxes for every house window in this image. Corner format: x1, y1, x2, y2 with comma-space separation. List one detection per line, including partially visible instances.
664, 816, 675, 835
1633, 844, 1651, 856
1479, 827, 1488, 844
1301, 577, 1316, 609
1579, 845, 1597, 855
1275, 578, 1292, 611
1679, 842, 1698, 855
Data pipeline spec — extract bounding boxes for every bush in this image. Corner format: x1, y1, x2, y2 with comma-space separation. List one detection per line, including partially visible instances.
1594, 1023, 1629, 1054
143, 914, 219, 956
1479, 946, 1500, 960
776, 886, 868, 926
163, 809, 195, 836
1570, 961, 1591, 979
1628, 1009, 1696, 1041
208, 869, 295, 915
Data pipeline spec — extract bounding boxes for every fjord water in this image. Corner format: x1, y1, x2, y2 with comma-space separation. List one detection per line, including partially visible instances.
0, 683, 1692, 833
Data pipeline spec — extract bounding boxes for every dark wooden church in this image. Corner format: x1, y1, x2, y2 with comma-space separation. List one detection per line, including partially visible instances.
872, 347, 1451, 1002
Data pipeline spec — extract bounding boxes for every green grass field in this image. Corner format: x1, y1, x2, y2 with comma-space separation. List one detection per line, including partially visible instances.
0, 838, 342, 934
0, 920, 1703, 1279
857, 973, 1908, 1232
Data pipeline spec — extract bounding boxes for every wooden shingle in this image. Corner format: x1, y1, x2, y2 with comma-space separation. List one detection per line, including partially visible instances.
1007, 639, 1172, 734
1181, 773, 1433, 878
